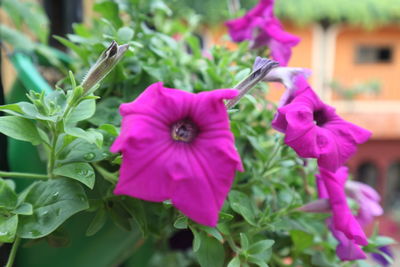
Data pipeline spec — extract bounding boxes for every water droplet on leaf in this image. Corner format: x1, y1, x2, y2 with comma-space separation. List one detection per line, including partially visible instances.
84, 152, 96, 160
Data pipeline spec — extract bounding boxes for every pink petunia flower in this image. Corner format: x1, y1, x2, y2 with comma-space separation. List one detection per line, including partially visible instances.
327, 219, 367, 261
345, 180, 383, 227
271, 77, 371, 172
317, 167, 368, 261
110, 82, 243, 227
225, 0, 300, 66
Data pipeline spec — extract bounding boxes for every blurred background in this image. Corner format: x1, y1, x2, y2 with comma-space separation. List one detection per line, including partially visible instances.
1, 0, 399, 265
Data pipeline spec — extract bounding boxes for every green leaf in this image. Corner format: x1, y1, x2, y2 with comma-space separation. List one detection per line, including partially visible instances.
17, 178, 89, 239
247, 256, 269, 267
195, 232, 225, 267
13, 203, 33, 215
173, 216, 188, 229
86, 208, 107, 236
66, 99, 96, 123
108, 200, 132, 231
117, 26, 134, 43
198, 225, 224, 242
53, 162, 95, 189
218, 212, 234, 223
311, 251, 336, 267
0, 178, 18, 209
190, 226, 201, 252
229, 190, 257, 226
0, 214, 18, 243
65, 126, 103, 148
0, 24, 35, 51
240, 233, 249, 250
53, 36, 88, 62
290, 230, 314, 252
57, 138, 106, 164
93, 1, 123, 28
372, 236, 396, 247
99, 124, 119, 137
121, 198, 148, 236
0, 116, 42, 145
227, 257, 241, 267
248, 240, 275, 255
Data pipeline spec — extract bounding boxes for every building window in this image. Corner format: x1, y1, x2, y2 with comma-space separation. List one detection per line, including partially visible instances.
356, 162, 378, 188
385, 161, 400, 210
355, 45, 393, 64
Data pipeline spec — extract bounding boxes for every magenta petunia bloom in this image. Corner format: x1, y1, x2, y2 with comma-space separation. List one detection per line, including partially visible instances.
110, 82, 243, 227
317, 167, 368, 261
225, 0, 300, 66
327, 219, 367, 261
271, 77, 371, 172
345, 180, 383, 227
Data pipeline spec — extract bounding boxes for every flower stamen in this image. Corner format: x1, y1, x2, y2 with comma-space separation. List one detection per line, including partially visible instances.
171, 119, 198, 143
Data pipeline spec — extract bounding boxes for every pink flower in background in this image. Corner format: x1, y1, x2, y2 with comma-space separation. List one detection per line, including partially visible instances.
299, 172, 384, 261
271, 78, 371, 172
225, 0, 300, 66
317, 167, 368, 261
345, 180, 383, 226
111, 82, 243, 227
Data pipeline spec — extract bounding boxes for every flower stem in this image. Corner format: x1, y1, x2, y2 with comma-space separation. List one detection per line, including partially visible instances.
47, 128, 59, 178
0, 171, 48, 179
6, 237, 21, 267
226, 58, 279, 109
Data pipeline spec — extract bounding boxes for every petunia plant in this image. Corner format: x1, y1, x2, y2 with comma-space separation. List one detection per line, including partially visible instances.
0, 0, 396, 267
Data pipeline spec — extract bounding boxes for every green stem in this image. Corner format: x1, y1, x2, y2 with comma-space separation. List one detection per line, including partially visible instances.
47, 128, 59, 178
6, 237, 21, 267
0, 171, 48, 179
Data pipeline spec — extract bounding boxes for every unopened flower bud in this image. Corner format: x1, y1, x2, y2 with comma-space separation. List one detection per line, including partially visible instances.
81, 41, 129, 92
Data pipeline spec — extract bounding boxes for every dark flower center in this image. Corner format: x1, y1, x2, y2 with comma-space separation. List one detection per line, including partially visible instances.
171, 119, 198, 143
313, 109, 328, 126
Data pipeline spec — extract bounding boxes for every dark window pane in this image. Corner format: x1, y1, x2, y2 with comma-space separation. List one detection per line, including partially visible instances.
386, 161, 400, 209
356, 162, 378, 187
355, 45, 393, 64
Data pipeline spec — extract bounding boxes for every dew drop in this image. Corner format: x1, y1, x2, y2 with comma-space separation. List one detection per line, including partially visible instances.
84, 152, 96, 161
52, 192, 59, 199
0, 231, 9, 236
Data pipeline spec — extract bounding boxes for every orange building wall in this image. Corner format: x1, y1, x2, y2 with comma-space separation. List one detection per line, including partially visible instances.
333, 26, 400, 101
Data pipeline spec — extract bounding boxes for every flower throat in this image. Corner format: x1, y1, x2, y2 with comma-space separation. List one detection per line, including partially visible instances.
171, 119, 198, 143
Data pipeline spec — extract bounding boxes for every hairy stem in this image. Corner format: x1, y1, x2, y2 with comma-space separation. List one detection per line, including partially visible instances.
5, 237, 21, 267
0, 171, 48, 179
226, 59, 279, 109
47, 127, 58, 178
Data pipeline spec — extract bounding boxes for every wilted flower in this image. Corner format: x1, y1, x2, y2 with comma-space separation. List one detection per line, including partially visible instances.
111, 82, 243, 226
345, 180, 383, 226
271, 77, 371, 172
317, 167, 368, 261
225, 0, 300, 66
